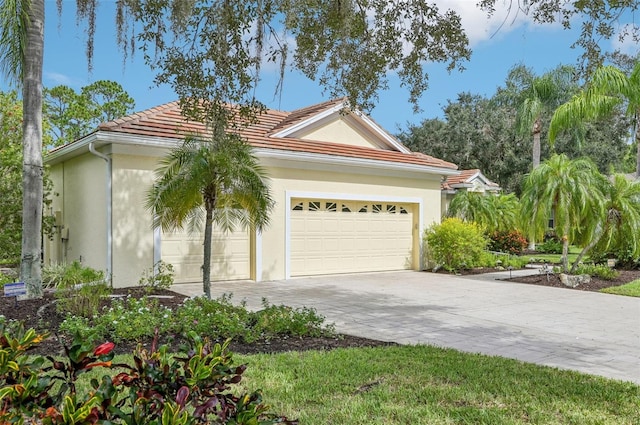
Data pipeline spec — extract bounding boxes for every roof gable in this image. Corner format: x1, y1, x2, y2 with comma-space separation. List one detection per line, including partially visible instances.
442, 169, 500, 191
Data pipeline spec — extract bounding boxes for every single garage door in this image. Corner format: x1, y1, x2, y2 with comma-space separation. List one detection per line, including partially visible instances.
290, 199, 414, 276
162, 227, 250, 283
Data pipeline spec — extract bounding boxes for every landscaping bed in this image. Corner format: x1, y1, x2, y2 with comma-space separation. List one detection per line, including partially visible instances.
503, 268, 640, 292
0, 287, 395, 357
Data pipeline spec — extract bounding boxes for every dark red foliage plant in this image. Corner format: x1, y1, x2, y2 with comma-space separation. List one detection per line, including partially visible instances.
0, 318, 297, 425
488, 229, 528, 255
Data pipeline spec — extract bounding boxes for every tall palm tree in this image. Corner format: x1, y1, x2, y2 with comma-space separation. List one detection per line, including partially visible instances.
0, 0, 45, 298
517, 66, 575, 170
520, 154, 607, 273
147, 134, 274, 299
549, 63, 640, 178
571, 174, 640, 273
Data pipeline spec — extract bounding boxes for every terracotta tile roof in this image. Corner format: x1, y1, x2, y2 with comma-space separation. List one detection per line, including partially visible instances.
442, 169, 500, 190
93, 100, 457, 171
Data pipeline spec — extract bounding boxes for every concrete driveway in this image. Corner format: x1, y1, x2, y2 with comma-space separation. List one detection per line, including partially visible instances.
172, 270, 640, 384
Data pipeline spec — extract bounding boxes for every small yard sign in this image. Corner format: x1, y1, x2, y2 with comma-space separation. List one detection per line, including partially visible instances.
4, 282, 26, 297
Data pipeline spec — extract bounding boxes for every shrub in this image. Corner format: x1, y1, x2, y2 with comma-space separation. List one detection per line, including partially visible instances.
0, 322, 296, 424
572, 264, 619, 280
138, 260, 175, 294
254, 298, 336, 339
174, 295, 257, 342
537, 239, 563, 254
44, 261, 105, 289
424, 218, 488, 272
488, 229, 528, 255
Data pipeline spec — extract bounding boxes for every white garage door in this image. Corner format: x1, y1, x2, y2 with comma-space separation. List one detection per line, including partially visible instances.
290, 199, 414, 276
162, 227, 250, 283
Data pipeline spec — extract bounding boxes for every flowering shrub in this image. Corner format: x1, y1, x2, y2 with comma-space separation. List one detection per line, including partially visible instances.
0, 319, 297, 424
488, 229, 528, 255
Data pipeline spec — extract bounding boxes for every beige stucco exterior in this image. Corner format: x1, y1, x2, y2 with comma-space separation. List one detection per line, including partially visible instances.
44, 101, 457, 288
45, 153, 108, 274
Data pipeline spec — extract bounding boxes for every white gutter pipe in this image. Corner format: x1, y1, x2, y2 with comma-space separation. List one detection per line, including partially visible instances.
88, 142, 113, 285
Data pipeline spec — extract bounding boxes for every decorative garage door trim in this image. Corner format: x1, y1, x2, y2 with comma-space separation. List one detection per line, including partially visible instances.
285, 191, 423, 279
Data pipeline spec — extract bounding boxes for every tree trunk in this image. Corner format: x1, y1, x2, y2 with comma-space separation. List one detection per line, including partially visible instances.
532, 117, 542, 169
561, 223, 570, 274
202, 207, 213, 299
20, 0, 45, 299
636, 117, 640, 180
570, 222, 606, 274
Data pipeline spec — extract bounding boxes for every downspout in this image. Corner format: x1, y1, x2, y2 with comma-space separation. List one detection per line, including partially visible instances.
89, 142, 113, 286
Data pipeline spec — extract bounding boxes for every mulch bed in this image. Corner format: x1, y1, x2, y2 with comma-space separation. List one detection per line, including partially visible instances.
0, 287, 396, 357
503, 268, 640, 292
2, 268, 638, 357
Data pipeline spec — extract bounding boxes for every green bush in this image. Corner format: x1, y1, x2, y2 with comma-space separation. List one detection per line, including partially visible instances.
475, 251, 530, 270
424, 218, 488, 272
488, 229, 528, 255
138, 260, 175, 293
254, 298, 335, 339
44, 261, 105, 289
0, 323, 295, 424
537, 239, 563, 254
573, 264, 619, 280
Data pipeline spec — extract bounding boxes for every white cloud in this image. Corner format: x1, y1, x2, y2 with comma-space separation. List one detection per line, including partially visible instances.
434, 0, 533, 46
43, 71, 81, 87
611, 23, 640, 56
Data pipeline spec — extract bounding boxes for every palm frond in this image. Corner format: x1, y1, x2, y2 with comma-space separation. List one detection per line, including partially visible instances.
0, 0, 29, 84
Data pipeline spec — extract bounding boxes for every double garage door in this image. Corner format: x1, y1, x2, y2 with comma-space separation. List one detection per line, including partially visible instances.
290, 199, 415, 276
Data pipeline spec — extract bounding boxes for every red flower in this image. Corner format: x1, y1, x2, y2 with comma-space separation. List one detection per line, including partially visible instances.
93, 341, 115, 356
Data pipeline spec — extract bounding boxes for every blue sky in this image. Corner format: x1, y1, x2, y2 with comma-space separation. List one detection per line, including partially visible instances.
17, 1, 640, 132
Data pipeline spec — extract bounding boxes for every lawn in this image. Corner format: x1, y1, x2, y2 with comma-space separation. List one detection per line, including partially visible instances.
234, 345, 639, 424
524, 246, 581, 265
600, 279, 640, 297
72, 344, 639, 425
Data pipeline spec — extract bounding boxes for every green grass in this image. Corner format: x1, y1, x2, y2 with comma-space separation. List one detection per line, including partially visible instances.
524, 246, 581, 265
70, 344, 640, 424
235, 345, 639, 424
601, 279, 640, 297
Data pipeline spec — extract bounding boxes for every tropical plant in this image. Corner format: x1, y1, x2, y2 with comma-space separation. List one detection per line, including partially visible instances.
0, 0, 45, 298
520, 154, 608, 273
515, 65, 575, 170
147, 134, 274, 298
447, 191, 520, 233
550, 62, 640, 178
571, 174, 640, 272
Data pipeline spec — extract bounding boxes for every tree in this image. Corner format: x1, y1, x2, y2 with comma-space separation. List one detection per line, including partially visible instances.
520, 154, 607, 272
0, 0, 45, 298
0, 92, 24, 263
514, 65, 576, 170
478, 0, 640, 75
45, 80, 135, 147
2, 0, 472, 296
146, 135, 274, 299
446, 192, 519, 233
571, 174, 640, 272
549, 63, 640, 178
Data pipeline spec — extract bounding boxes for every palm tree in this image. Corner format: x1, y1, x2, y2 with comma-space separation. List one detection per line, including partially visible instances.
517, 66, 575, 170
520, 154, 607, 273
571, 174, 640, 273
447, 191, 519, 233
0, 0, 45, 298
147, 134, 274, 298
549, 63, 640, 178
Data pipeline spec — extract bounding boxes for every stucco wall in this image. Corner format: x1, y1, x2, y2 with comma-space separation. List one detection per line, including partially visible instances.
299, 119, 383, 149
48, 153, 108, 273
111, 154, 158, 288
258, 165, 443, 281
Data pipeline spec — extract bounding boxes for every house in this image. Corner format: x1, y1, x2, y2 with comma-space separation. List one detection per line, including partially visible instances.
44, 99, 459, 288
441, 168, 501, 214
